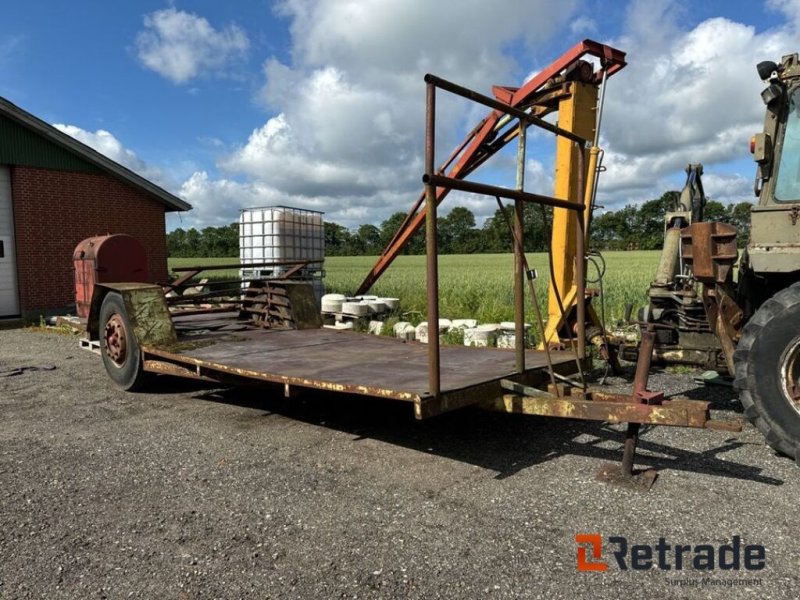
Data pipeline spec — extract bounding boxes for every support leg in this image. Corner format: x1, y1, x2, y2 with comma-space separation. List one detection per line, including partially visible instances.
597, 325, 659, 490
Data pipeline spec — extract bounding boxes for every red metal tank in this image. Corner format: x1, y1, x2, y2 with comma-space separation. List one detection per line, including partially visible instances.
73, 234, 149, 318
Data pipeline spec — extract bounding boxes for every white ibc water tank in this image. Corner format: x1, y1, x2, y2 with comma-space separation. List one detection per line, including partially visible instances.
239, 206, 325, 271
239, 206, 326, 306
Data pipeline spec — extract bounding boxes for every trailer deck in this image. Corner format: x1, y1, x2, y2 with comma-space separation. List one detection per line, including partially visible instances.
80, 39, 746, 486
141, 312, 579, 419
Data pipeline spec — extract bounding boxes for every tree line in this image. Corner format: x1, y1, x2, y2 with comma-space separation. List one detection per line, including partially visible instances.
168, 223, 239, 258
166, 191, 753, 257
592, 192, 752, 250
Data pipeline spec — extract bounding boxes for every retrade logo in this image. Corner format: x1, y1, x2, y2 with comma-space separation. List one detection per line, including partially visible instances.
575, 534, 608, 572
575, 534, 766, 572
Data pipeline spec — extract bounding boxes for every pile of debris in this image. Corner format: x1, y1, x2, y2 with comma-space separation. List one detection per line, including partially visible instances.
394, 319, 532, 349
320, 295, 532, 348
320, 294, 400, 329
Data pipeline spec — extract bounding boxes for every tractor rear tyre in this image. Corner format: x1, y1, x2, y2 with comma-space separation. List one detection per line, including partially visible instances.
99, 292, 150, 391
734, 282, 800, 459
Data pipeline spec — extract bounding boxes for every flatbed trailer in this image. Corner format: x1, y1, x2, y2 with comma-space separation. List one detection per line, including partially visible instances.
85, 274, 739, 491
144, 311, 579, 420
82, 41, 744, 488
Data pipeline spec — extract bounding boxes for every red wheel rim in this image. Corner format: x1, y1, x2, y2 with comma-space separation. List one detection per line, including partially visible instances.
104, 313, 127, 366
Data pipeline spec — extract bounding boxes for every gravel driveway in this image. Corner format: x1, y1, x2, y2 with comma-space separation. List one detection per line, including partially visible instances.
1, 327, 798, 599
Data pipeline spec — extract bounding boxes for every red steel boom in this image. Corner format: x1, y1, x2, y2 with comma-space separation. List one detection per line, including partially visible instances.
355, 39, 625, 295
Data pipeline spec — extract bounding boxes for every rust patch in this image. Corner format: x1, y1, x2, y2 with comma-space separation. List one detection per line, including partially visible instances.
489, 393, 716, 428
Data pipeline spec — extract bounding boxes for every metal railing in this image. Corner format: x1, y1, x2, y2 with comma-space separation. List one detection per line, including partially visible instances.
422, 74, 588, 398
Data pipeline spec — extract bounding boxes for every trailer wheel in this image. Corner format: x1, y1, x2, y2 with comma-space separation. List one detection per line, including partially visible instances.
99, 292, 149, 391
734, 282, 800, 459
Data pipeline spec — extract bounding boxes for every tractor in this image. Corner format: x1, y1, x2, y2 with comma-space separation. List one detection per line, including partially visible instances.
643, 53, 800, 459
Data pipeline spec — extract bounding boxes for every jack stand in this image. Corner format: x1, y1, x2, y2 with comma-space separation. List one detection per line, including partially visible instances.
597, 422, 658, 491
492, 327, 740, 487
596, 325, 659, 491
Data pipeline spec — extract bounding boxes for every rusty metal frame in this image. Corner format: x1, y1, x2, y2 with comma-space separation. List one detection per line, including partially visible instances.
170, 259, 312, 273
87, 282, 178, 344
165, 260, 312, 291
420, 71, 592, 398
86, 39, 739, 485
162, 260, 316, 313
355, 39, 626, 297
489, 394, 717, 429
487, 325, 742, 489
139, 341, 579, 420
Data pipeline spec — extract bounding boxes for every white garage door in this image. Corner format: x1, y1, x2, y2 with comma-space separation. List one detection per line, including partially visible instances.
0, 166, 20, 317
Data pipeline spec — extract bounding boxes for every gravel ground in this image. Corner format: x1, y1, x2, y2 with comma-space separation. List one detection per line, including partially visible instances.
0, 327, 798, 599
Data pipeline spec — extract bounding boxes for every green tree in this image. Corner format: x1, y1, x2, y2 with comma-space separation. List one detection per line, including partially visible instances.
591, 211, 619, 250
324, 222, 353, 256
728, 201, 753, 247
439, 206, 477, 253
704, 200, 728, 222
379, 212, 424, 255
589, 205, 639, 250
202, 224, 238, 257
167, 228, 188, 257
185, 228, 202, 256
635, 191, 680, 249
163, 188, 751, 259
481, 205, 514, 252
522, 203, 550, 252
356, 224, 382, 255
478, 202, 551, 253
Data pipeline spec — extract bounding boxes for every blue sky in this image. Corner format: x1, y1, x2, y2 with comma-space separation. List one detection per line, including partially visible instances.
2, 1, 800, 231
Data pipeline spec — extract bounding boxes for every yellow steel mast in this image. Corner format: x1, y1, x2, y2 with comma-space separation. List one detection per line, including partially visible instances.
543, 80, 602, 347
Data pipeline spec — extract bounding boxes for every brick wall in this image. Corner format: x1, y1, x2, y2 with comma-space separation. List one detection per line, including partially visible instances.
11, 165, 169, 316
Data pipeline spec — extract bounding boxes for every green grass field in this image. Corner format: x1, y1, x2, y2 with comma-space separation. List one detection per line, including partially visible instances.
169, 251, 660, 326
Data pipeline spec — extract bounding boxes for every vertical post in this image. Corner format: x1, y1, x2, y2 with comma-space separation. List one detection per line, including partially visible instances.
621, 324, 655, 476
514, 123, 527, 373
620, 424, 640, 476
634, 325, 656, 398
575, 146, 586, 361
425, 81, 440, 397
583, 146, 600, 235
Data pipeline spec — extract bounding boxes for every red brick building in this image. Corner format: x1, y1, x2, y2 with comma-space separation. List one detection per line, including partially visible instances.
0, 97, 190, 319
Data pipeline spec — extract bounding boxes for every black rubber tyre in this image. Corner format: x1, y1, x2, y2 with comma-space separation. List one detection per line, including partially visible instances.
99, 292, 150, 391
734, 282, 800, 459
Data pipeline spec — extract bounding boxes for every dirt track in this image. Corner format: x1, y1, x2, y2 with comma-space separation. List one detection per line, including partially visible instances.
1, 327, 798, 599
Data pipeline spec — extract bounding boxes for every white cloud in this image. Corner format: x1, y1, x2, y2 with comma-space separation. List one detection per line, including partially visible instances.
53, 124, 170, 187
167, 170, 412, 231
135, 8, 249, 84
276, 0, 577, 84
163, 0, 800, 234
178, 0, 580, 230
768, 0, 800, 29
701, 171, 753, 203
570, 17, 597, 36
598, 1, 796, 209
